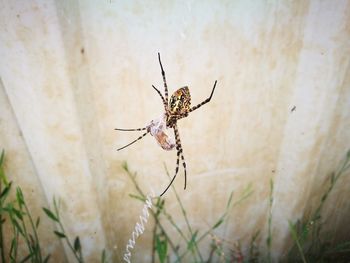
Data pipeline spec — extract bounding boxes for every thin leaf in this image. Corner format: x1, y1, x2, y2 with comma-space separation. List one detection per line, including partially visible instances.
12, 207, 24, 220
36, 217, 40, 228
12, 218, 25, 236
187, 231, 198, 251
0, 182, 12, 200
53, 198, 60, 217
213, 218, 224, 229
101, 249, 106, 263
74, 237, 81, 252
0, 150, 9, 186
156, 235, 168, 263
252, 230, 260, 242
288, 221, 307, 263
122, 161, 129, 172
0, 167, 9, 186
0, 149, 4, 166
266, 235, 272, 247
330, 172, 335, 184
232, 183, 254, 207
129, 193, 146, 202
29, 234, 35, 249
249, 230, 260, 260
300, 221, 312, 243
156, 199, 165, 211
54, 231, 66, 239
42, 207, 59, 222
10, 237, 18, 261
19, 252, 33, 263
270, 179, 274, 197
226, 191, 234, 210
16, 187, 25, 206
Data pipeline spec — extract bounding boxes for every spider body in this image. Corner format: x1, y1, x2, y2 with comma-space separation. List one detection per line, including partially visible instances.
115, 53, 217, 196
169, 87, 191, 115
166, 86, 191, 128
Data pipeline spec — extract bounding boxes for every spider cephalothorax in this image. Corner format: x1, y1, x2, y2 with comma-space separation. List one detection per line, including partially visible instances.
115, 53, 217, 196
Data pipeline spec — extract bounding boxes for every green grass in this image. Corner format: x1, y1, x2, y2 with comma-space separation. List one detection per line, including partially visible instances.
286, 150, 350, 262
123, 161, 254, 263
0, 149, 49, 263
1, 148, 350, 262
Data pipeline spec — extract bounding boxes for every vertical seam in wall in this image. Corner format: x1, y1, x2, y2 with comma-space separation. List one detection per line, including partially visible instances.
0, 77, 46, 197
0, 76, 69, 262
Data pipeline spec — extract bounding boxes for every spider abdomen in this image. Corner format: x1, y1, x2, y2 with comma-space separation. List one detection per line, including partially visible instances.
169, 86, 191, 115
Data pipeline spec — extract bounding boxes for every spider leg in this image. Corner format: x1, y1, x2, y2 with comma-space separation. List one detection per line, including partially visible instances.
160, 141, 181, 196
189, 80, 217, 113
159, 125, 186, 196
174, 125, 187, 189
117, 131, 149, 151
172, 113, 189, 122
180, 153, 187, 189
158, 52, 169, 102
115, 127, 147, 131
152, 85, 168, 111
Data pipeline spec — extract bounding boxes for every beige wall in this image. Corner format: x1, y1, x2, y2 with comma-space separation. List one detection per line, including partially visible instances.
0, 0, 350, 262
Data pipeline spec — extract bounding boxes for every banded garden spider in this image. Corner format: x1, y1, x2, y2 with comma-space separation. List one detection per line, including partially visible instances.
115, 53, 217, 196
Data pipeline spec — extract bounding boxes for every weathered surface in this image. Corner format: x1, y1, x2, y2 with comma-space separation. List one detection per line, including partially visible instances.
0, 1, 349, 261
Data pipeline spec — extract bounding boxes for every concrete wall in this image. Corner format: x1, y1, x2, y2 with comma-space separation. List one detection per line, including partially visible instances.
0, 0, 350, 262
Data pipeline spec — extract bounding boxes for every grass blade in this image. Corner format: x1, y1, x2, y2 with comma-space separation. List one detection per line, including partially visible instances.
0, 182, 12, 200
54, 230, 66, 239
0, 150, 4, 166
43, 207, 59, 222
187, 231, 198, 252
156, 234, 168, 263
35, 217, 40, 229
101, 249, 106, 263
288, 221, 307, 263
74, 237, 81, 252
213, 218, 224, 229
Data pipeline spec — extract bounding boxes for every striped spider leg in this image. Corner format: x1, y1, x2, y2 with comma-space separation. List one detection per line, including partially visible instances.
157, 53, 217, 196
114, 128, 149, 151
115, 115, 175, 152
159, 124, 187, 196
115, 52, 217, 196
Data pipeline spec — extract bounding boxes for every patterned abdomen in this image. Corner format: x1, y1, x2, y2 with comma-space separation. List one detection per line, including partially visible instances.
169, 86, 191, 115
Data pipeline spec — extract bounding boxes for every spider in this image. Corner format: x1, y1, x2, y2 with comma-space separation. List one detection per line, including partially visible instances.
115, 53, 217, 196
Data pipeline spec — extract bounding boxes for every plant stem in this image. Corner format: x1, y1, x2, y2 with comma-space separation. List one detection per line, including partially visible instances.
54, 199, 83, 263
124, 167, 181, 261
175, 185, 253, 262
24, 201, 43, 262
151, 221, 157, 263
164, 164, 203, 262
0, 182, 5, 263
289, 221, 307, 263
162, 209, 189, 243
17, 208, 35, 262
